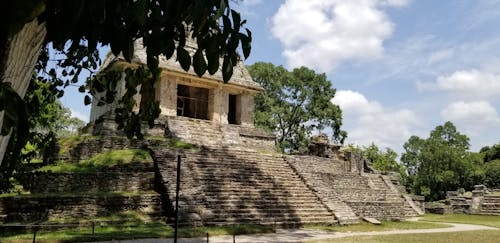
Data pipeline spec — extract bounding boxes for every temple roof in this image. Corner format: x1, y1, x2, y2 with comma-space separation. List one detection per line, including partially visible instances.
101, 39, 263, 91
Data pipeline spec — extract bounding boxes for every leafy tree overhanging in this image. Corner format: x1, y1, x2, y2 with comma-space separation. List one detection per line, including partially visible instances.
0, 0, 252, 163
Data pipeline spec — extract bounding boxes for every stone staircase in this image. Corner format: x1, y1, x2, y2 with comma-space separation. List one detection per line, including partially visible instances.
151, 147, 337, 226
165, 116, 275, 152
287, 156, 419, 221
480, 195, 500, 215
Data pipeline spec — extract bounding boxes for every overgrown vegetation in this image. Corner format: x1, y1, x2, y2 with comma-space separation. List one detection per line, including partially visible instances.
248, 62, 346, 153
0, 77, 84, 192
401, 121, 499, 201
343, 143, 404, 175
37, 149, 151, 173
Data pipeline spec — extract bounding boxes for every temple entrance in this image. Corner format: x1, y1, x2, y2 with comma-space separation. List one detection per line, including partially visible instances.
177, 84, 209, 120
228, 94, 240, 124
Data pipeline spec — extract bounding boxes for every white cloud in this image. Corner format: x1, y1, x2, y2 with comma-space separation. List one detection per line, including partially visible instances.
332, 90, 381, 114
441, 101, 500, 139
237, 0, 263, 16
332, 90, 419, 150
418, 69, 500, 98
441, 101, 500, 123
241, 0, 262, 6
271, 0, 408, 72
70, 108, 89, 123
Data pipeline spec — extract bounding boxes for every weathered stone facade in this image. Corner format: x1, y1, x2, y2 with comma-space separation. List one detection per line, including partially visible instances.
90, 39, 262, 129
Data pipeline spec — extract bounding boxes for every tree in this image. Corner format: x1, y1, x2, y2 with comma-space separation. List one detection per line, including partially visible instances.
401, 121, 479, 201
484, 160, 500, 188
480, 142, 500, 188
1, 75, 84, 192
480, 143, 500, 163
248, 62, 346, 153
363, 143, 402, 173
0, 0, 252, 164
344, 143, 403, 174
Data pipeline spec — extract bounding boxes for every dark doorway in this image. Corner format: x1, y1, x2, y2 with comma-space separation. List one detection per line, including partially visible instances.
177, 85, 209, 120
228, 94, 238, 124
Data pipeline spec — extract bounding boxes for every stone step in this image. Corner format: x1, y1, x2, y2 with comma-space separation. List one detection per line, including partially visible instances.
168, 186, 316, 193
181, 203, 328, 211
189, 209, 334, 217
177, 194, 319, 201
197, 216, 337, 226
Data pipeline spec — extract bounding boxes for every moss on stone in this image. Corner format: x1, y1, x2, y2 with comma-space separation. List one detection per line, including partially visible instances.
37, 149, 152, 173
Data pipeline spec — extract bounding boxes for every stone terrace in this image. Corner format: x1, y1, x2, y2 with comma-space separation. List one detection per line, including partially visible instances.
151, 147, 337, 226
287, 156, 420, 221
0, 137, 162, 225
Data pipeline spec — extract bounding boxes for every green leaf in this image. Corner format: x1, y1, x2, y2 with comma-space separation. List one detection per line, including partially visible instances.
84, 95, 92, 105
240, 34, 251, 59
123, 39, 134, 63
176, 47, 191, 71
222, 55, 233, 82
78, 85, 86, 93
193, 49, 207, 77
231, 10, 241, 31
163, 40, 175, 59
207, 51, 219, 75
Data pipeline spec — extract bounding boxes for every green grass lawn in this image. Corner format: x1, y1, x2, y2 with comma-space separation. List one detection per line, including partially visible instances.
421, 214, 500, 228
305, 220, 449, 233
308, 230, 500, 243
37, 149, 152, 172
0, 223, 273, 242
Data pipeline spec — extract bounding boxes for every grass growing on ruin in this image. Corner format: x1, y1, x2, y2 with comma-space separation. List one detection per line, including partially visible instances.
37, 149, 152, 172
421, 214, 500, 228
0, 224, 274, 242
57, 134, 96, 155
305, 220, 449, 233
309, 230, 500, 243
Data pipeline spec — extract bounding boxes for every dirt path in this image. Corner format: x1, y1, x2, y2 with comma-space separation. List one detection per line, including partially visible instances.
95, 222, 498, 243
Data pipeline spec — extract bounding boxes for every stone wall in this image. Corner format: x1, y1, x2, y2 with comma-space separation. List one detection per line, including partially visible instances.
347, 201, 405, 220
165, 116, 275, 151
0, 194, 161, 223
58, 135, 158, 161
19, 172, 154, 193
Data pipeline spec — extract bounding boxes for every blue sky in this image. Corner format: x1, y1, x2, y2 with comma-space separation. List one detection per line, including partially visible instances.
63, 0, 500, 154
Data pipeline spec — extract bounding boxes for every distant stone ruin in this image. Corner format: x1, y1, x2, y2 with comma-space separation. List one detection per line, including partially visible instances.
426, 185, 500, 215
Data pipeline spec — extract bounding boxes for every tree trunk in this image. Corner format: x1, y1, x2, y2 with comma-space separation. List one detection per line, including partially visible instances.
0, 19, 46, 165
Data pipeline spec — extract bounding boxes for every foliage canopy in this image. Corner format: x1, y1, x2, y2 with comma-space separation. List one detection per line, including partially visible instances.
248, 62, 346, 153
401, 121, 488, 201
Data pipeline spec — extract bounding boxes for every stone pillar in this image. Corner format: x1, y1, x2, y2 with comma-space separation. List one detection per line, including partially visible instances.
156, 76, 177, 116
239, 94, 255, 127
208, 87, 228, 124
471, 185, 486, 213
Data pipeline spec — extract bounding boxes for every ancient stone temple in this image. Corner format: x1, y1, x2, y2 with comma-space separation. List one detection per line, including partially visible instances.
90, 38, 261, 128
46, 39, 423, 226
0, 40, 424, 228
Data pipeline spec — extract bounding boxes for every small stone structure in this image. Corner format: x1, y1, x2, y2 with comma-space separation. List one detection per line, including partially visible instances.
90, 38, 262, 129
433, 185, 500, 215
